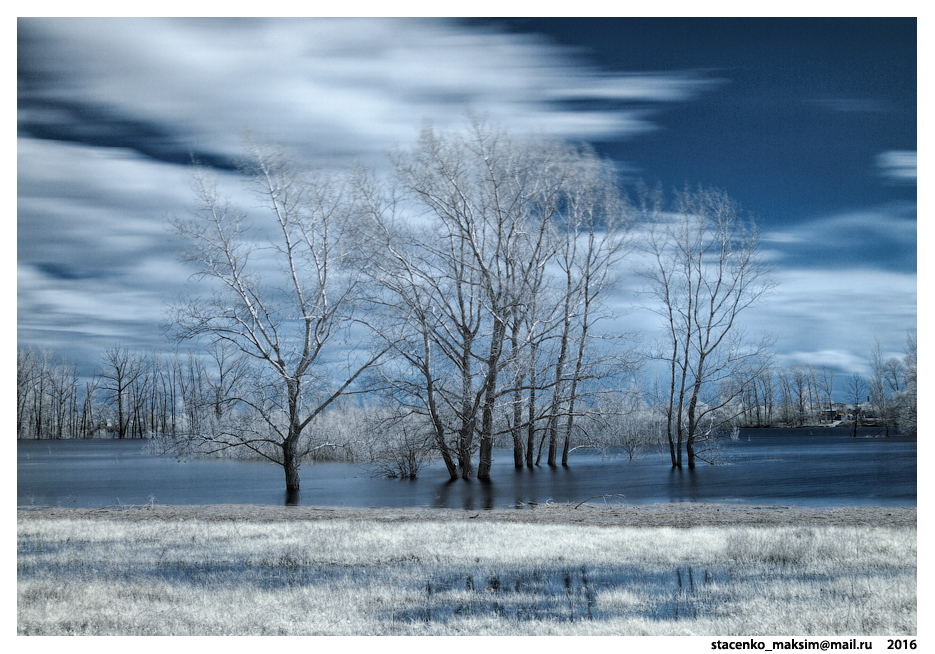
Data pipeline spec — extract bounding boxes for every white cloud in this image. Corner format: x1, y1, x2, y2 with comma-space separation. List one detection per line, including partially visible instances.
17, 138, 196, 269
744, 267, 916, 375
875, 150, 917, 184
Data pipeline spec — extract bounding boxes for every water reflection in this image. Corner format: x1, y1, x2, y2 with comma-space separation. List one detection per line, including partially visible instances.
431, 464, 582, 510
668, 466, 701, 504
433, 478, 496, 511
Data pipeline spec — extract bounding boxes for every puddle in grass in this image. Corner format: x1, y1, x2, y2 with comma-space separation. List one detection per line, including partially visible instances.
393, 564, 730, 623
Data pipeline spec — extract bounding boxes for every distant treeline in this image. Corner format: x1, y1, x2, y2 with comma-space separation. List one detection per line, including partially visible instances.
18, 328, 916, 454
728, 335, 916, 437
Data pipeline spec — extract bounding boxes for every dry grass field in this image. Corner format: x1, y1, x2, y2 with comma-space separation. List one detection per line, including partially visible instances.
17, 503, 916, 636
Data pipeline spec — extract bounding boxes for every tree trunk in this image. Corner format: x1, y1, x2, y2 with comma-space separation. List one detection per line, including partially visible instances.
510, 326, 525, 468
526, 415, 536, 468
420, 330, 458, 480
685, 376, 702, 469
117, 392, 126, 439
675, 419, 683, 468
283, 437, 301, 492
284, 381, 302, 494
458, 337, 474, 479
546, 415, 558, 466
458, 418, 474, 479
438, 439, 458, 480
525, 342, 538, 468
430, 404, 458, 481
477, 438, 493, 479
477, 317, 506, 480
511, 394, 524, 468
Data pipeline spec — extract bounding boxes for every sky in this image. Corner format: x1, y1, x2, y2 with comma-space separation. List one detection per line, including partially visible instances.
16, 17, 917, 393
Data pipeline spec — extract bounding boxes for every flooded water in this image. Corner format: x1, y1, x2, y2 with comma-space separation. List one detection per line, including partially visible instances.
17, 428, 915, 509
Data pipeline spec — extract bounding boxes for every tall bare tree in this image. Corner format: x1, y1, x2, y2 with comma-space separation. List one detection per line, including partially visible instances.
170, 144, 388, 496
641, 187, 773, 468
815, 365, 835, 421
547, 152, 633, 466
897, 330, 917, 436
869, 339, 894, 436
17, 348, 40, 438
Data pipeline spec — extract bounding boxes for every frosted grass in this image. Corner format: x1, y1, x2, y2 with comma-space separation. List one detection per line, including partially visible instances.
17, 516, 915, 635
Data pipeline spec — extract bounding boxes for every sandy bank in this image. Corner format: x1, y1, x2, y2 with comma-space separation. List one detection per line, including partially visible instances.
17, 502, 916, 529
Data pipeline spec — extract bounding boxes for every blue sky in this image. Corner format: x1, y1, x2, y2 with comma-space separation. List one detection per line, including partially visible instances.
16, 17, 917, 387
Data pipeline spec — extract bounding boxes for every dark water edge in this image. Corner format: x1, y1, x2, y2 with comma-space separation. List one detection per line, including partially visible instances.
17, 428, 916, 509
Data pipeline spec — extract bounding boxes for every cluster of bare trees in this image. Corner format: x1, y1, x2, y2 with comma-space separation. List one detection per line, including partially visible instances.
364, 122, 634, 479
17, 347, 83, 440
640, 187, 775, 468
866, 332, 916, 437
726, 363, 836, 428
14, 123, 771, 487
719, 331, 917, 437
16, 342, 250, 442
18, 121, 916, 493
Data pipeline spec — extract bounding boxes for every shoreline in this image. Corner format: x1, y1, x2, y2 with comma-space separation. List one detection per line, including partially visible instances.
17, 502, 916, 528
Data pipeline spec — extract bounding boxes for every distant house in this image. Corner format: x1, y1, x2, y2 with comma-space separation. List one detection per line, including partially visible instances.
829, 403, 849, 421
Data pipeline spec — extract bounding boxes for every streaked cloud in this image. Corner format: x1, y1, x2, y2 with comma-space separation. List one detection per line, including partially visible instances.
18, 18, 722, 168
760, 203, 916, 273
875, 150, 917, 184
747, 266, 916, 375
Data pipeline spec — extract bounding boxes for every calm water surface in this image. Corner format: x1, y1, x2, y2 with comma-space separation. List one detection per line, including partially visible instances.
17, 429, 915, 509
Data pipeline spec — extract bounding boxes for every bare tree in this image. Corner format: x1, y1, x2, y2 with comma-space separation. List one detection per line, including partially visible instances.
97, 345, 145, 439
199, 340, 249, 422
815, 365, 835, 422
17, 348, 40, 438
754, 367, 775, 427
641, 187, 774, 468
844, 373, 867, 437
80, 376, 102, 438
361, 156, 489, 480
170, 143, 388, 496
722, 349, 774, 428
553, 155, 633, 466
869, 339, 894, 436
791, 364, 812, 426
897, 330, 917, 436
18, 347, 86, 440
